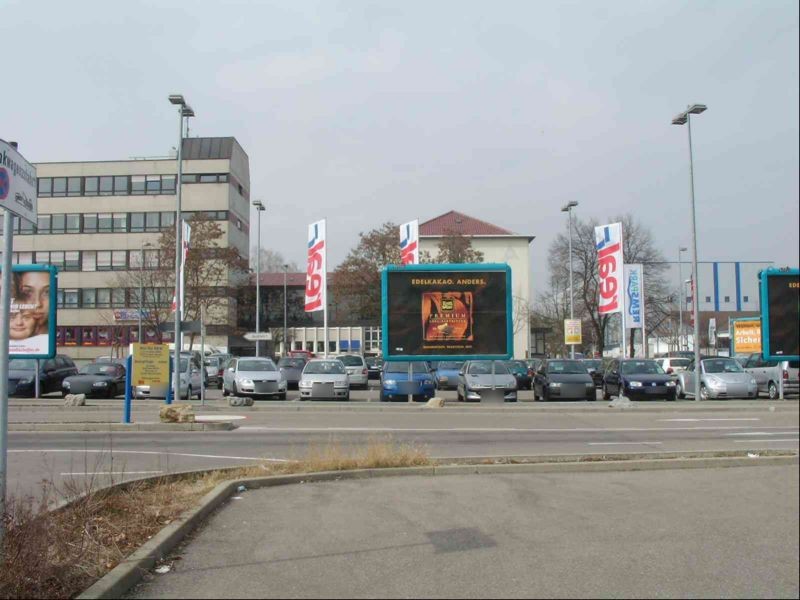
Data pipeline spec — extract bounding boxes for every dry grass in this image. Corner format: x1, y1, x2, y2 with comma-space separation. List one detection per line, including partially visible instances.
0, 438, 429, 599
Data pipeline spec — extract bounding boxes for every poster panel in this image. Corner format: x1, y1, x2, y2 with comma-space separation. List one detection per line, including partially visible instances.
4, 264, 57, 358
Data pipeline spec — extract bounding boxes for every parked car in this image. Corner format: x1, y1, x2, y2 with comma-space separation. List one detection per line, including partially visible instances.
504, 360, 533, 390
63, 363, 127, 398
742, 354, 799, 399
223, 357, 287, 399
657, 357, 692, 376
277, 357, 307, 389
9, 355, 79, 397
433, 360, 464, 390
365, 357, 383, 380
203, 356, 224, 388
533, 359, 596, 401
380, 361, 435, 402
581, 359, 605, 388
288, 350, 315, 360
135, 354, 202, 400
602, 359, 677, 401
457, 360, 517, 403
299, 359, 350, 400
676, 357, 758, 400
338, 355, 369, 390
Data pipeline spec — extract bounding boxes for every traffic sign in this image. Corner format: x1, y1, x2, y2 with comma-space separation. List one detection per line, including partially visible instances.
244, 332, 272, 341
0, 140, 37, 224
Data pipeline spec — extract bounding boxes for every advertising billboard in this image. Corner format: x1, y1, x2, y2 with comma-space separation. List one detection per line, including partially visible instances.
3, 265, 57, 359
305, 219, 326, 312
564, 319, 582, 345
760, 268, 799, 360
731, 318, 761, 355
594, 223, 624, 315
381, 263, 512, 361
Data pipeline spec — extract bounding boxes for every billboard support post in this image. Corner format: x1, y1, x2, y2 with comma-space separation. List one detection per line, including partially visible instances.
34, 359, 40, 399
407, 362, 413, 403
0, 208, 13, 552
123, 354, 133, 424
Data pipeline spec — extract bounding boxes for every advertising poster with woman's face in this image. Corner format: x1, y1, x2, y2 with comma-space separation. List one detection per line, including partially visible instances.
5, 267, 56, 357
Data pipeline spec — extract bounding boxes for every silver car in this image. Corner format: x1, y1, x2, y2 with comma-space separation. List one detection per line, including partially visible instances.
742, 353, 799, 399
277, 357, 308, 389
338, 354, 369, 389
135, 354, 202, 400
223, 357, 287, 399
457, 360, 518, 402
299, 359, 350, 400
676, 357, 758, 400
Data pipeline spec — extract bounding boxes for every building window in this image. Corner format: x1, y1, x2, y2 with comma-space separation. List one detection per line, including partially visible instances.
743, 295, 749, 303
99, 176, 113, 196
65, 251, 80, 271
130, 212, 145, 232
145, 212, 160, 232
144, 249, 159, 268
51, 214, 66, 234
19, 219, 34, 235
112, 250, 127, 270
84, 177, 99, 196
724, 295, 730, 303
705, 296, 711, 303
67, 177, 82, 196
52, 177, 67, 197
131, 175, 146, 195
114, 176, 128, 195
49, 251, 65, 269
83, 251, 96, 271
97, 251, 112, 271
129, 250, 143, 269
16, 252, 32, 265
82, 288, 96, 308
161, 175, 176, 193
38, 178, 52, 197
146, 175, 161, 194
66, 213, 81, 233
97, 289, 111, 308
35, 251, 49, 264
64, 289, 79, 308
161, 211, 175, 229
199, 174, 218, 183
181, 174, 198, 183
98, 213, 113, 233
111, 288, 126, 307
113, 213, 127, 232
84, 214, 98, 233
56, 289, 64, 308
37, 215, 51, 234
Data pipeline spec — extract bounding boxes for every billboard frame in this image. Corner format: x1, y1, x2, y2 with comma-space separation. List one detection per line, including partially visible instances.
381, 263, 513, 362
759, 267, 799, 361
7, 264, 58, 359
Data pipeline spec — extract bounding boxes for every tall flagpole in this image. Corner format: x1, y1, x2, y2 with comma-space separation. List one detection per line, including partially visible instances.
322, 218, 328, 358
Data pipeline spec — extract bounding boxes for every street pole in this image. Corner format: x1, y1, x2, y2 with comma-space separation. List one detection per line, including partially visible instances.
561, 201, 578, 360
283, 264, 288, 356
677, 247, 686, 350
0, 206, 13, 549
200, 305, 206, 405
252, 200, 265, 357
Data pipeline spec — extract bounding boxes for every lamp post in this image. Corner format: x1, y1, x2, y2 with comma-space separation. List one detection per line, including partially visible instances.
138, 241, 153, 344
677, 246, 688, 350
252, 200, 265, 357
283, 264, 289, 356
167, 94, 194, 403
561, 201, 579, 359
672, 103, 707, 401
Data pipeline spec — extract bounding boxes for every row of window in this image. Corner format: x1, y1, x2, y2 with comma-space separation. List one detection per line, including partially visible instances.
56, 287, 174, 309
57, 325, 174, 346
13, 249, 164, 272
36, 173, 229, 198
5, 210, 229, 235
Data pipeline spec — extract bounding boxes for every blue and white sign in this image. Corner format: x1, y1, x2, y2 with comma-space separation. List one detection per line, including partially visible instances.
624, 263, 644, 330
0, 139, 37, 225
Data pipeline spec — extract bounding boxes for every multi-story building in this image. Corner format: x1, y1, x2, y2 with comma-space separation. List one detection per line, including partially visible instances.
3, 137, 251, 362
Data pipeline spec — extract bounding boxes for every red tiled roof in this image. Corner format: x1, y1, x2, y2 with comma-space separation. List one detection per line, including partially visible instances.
419, 210, 514, 236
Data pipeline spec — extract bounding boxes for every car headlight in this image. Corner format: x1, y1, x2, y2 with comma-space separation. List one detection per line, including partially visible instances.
706, 376, 722, 387
384, 379, 397, 387
93, 381, 108, 387
629, 381, 643, 388
239, 378, 254, 387
549, 382, 561, 388
20, 377, 33, 385
299, 380, 312, 388
63, 381, 70, 388
665, 381, 676, 387
750, 379, 757, 386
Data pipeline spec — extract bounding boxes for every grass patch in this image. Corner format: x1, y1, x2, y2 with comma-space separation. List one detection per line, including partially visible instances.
0, 438, 429, 599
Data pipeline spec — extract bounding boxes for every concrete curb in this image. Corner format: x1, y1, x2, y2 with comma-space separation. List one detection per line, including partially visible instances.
77, 450, 798, 599
8, 421, 238, 432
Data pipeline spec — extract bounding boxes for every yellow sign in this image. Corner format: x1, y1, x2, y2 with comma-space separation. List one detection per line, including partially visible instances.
564, 319, 582, 345
732, 319, 761, 354
132, 343, 170, 386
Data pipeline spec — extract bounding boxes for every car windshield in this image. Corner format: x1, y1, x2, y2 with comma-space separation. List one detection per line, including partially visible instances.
304, 361, 346, 375
238, 360, 276, 372
506, 361, 527, 370
278, 358, 306, 369
9, 359, 37, 370
204, 357, 220, 367
703, 359, 744, 374
468, 361, 510, 375
582, 360, 602, 370
339, 356, 364, 367
547, 360, 589, 375
621, 360, 665, 375
169, 358, 190, 372
438, 361, 464, 370
385, 361, 429, 374
80, 365, 116, 376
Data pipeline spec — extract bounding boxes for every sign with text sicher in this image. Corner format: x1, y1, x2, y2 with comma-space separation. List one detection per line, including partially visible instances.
731, 318, 761, 355
131, 343, 170, 386
381, 264, 512, 361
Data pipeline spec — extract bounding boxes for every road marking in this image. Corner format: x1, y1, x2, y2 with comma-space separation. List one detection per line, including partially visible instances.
659, 418, 761, 422
195, 415, 247, 422
236, 426, 797, 433
61, 470, 164, 476
8, 449, 288, 462
725, 432, 799, 437
733, 439, 798, 443
587, 442, 663, 446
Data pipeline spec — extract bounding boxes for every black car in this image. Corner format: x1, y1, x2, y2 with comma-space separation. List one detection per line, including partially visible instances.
365, 357, 383, 380
63, 363, 127, 398
581, 359, 605, 388
602, 359, 677, 401
9, 355, 79, 397
533, 359, 596, 401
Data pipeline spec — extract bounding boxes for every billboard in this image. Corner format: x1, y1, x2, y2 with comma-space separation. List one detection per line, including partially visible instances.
760, 268, 799, 360
624, 263, 644, 329
0, 139, 38, 224
594, 223, 624, 315
564, 319, 582, 345
399, 220, 419, 265
305, 219, 326, 312
731, 318, 761, 355
381, 263, 512, 360
3, 265, 57, 358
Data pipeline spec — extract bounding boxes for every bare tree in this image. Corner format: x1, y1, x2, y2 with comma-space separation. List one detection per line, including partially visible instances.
250, 248, 299, 273
420, 230, 485, 264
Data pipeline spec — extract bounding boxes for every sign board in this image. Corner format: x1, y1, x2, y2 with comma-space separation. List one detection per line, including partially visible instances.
594, 223, 624, 315
305, 219, 326, 312
623, 263, 644, 329
158, 320, 202, 334
381, 263, 513, 361
113, 308, 150, 322
0, 139, 37, 224
244, 331, 272, 341
760, 268, 799, 360
131, 343, 170, 386
2, 265, 57, 359
731, 318, 761, 355
564, 319, 582, 345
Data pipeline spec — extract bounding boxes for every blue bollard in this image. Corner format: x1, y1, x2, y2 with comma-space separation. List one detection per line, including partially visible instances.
123, 354, 133, 424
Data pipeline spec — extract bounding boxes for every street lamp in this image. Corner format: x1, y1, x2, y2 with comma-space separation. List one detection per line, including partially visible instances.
167, 94, 194, 404
677, 246, 688, 350
282, 264, 289, 357
138, 241, 153, 344
252, 200, 265, 357
672, 103, 707, 401
561, 201, 579, 359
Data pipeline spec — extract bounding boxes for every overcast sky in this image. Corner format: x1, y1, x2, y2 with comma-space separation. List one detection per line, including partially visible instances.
5, 0, 798, 293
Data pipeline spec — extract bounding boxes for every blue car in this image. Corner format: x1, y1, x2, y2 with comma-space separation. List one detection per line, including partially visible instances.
380, 361, 435, 402
433, 360, 463, 390
602, 358, 677, 401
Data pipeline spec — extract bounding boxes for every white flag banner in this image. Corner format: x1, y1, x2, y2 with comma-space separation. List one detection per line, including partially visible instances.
624, 263, 644, 330
594, 222, 624, 315
172, 220, 192, 315
305, 219, 326, 312
400, 220, 419, 265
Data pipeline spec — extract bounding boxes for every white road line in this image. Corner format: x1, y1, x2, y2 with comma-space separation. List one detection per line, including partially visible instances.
8, 449, 288, 462
61, 471, 164, 476
733, 439, 799, 443
195, 415, 247, 422
587, 442, 663, 446
725, 432, 799, 437
659, 418, 761, 422
236, 426, 797, 433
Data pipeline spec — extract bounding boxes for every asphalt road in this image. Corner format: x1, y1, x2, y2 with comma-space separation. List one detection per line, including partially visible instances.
128, 465, 800, 599
5, 395, 797, 500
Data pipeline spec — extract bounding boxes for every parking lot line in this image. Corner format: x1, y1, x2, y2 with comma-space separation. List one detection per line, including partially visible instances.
587, 442, 663, 446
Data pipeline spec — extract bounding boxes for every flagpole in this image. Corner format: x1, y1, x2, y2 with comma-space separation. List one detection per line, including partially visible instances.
323, 218, 328, 358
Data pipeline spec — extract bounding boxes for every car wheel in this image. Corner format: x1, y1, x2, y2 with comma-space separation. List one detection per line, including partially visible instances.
676, 381, 685, 399
602, 384, 611, 401
107, 385, 116, 399
768, 381, 779, 400
533, 386, 539, 401
278, 392, 287, 400
700, 384, 709, 401
184, 386, 192, 401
